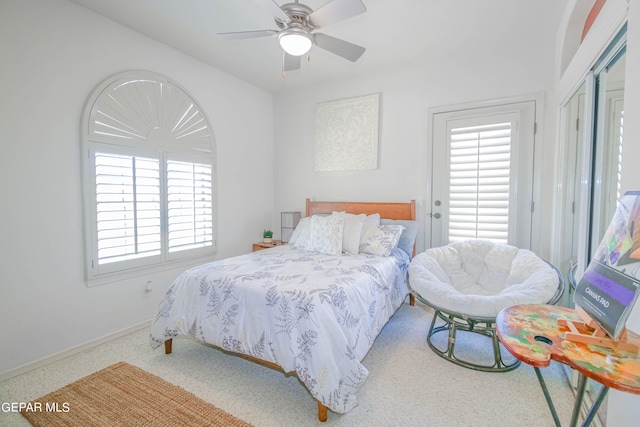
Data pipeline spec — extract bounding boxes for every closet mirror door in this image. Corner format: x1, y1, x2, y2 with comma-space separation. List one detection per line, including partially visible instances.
557, 37, 626, 427
558, 82, 586, 306
589, 50, 626, 258
585, 47, 625, 427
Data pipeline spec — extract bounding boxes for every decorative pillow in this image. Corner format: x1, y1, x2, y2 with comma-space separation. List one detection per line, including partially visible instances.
381, 219, 419, 257
306, 214, 344, 256
359, 224, 405, 256
333, 212, 366, 255
289, 217, 311, 248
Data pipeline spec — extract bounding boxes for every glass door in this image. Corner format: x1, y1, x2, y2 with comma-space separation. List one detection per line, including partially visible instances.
558, 82, 586, 306
557, 27, 626, 427
429, 101, 536, 249
589, 51, 626, 258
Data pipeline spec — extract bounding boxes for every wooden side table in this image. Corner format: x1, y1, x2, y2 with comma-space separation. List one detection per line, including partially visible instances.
252, 240, 283, 252
496, 304, 640, 427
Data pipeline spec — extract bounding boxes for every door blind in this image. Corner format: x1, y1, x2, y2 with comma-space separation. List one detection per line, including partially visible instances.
448, 122, 511, 243
95, 153, 161, 264
167, 160, 213, 253
616, 109, 624, 202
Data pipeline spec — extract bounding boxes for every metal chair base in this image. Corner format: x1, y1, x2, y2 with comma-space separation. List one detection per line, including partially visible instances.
425, 304, 520, 373
411, 258, 564, 373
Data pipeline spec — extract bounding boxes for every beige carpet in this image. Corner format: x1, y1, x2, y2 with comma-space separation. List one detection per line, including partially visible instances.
2, 303, 578, 426
20, 361, 253, 427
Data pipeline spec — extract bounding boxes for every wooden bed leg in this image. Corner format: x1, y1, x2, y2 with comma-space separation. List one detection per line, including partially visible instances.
409, 294, 415, 306
317, 401, 328, 422
164, 339, 173, 354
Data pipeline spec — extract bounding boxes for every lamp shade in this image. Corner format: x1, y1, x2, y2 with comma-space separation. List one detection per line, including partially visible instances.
281, 211, 301, 243
278, 29, 312, 56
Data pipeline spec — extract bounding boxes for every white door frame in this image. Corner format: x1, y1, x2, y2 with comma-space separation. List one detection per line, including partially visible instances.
426, 94, 543, 251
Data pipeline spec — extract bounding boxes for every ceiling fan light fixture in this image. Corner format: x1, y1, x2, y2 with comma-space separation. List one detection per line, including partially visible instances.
278, 28, 312, 56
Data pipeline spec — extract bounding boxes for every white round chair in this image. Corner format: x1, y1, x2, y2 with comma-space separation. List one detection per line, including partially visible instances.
409, 240, 564, 372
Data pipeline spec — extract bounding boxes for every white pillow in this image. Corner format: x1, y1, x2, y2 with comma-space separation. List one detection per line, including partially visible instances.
359, 224, 405, 256
356, 213, 381, 253
306, 214, 344, 256
364, 213, 381, 226
332, 212, 366, 255
290, 217, 311, 248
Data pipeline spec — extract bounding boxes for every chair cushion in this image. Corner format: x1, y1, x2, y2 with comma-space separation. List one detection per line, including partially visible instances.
408, 240, 559, 318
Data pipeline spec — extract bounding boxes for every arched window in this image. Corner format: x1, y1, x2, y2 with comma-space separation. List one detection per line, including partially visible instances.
81, 71, 216, 283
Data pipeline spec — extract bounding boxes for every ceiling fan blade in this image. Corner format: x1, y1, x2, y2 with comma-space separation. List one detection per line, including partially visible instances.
251, 0, 290, 23
283, 52, 301, 72
309, 0, 366, 27
314, 33, 365, 62
218, 30, 278, 40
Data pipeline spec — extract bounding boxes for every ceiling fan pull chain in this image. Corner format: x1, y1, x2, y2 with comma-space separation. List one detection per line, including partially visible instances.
282, 54, 287, 78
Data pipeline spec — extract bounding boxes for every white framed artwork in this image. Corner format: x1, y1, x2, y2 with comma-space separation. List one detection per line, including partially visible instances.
314, 92, 380, 172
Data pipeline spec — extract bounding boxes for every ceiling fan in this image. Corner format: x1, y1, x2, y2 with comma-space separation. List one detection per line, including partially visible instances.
219, 0, 367, 75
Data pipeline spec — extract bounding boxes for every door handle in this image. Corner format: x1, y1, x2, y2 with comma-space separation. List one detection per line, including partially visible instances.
429, 200, 442, 219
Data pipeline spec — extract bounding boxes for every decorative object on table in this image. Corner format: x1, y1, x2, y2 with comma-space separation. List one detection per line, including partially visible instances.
572, 190, 640, 347
281, 211, 301, 243
408, 240, 564, 372
263, 229, 273, 243
314, 93, 380, 172
496, 304, 640, 427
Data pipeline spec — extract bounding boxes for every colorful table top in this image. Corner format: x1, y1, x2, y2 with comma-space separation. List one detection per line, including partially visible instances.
496, 304, 640, 394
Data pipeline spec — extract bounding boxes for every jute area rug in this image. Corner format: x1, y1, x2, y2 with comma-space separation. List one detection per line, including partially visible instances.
20, 361, 253, 427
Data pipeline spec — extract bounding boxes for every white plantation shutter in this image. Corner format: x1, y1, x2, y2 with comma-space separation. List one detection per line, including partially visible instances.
95, 153, 161, 264
82, 71, 216, 283
594, 97, 625, 246
618, 109, 624, 201
167, 160, 213, 252
448, 122, 511, 243
612, 104, 624, 203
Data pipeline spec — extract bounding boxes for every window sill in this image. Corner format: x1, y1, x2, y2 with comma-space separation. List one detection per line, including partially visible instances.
85, 254, 216, 287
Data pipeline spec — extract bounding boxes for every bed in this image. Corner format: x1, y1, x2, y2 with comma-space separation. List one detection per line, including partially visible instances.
150, 199, 417, 421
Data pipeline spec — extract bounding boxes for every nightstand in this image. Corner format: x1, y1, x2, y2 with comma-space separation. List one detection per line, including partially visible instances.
252, 240, 283, 252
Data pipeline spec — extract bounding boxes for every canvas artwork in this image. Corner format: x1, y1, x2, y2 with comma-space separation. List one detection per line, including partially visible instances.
574, 191, 640, 339
314, 93, 380, 172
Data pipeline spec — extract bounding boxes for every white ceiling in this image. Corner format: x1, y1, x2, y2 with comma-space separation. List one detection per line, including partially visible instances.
70, 0, 570, 94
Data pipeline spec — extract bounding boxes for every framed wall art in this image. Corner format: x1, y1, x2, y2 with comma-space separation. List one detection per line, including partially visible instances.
314, 92, 380, 172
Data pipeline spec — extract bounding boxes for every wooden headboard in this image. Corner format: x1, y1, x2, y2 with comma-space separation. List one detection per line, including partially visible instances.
306, 199, 416, 220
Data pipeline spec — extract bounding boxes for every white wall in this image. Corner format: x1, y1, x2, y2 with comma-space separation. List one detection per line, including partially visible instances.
0, 0, 274, 376
273, 24, 560, 257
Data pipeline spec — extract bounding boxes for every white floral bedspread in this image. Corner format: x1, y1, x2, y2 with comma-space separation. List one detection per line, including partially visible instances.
150, 244, 409, 413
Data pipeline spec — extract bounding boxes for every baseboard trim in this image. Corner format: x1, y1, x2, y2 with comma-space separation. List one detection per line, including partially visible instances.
0, 320, 151, 382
